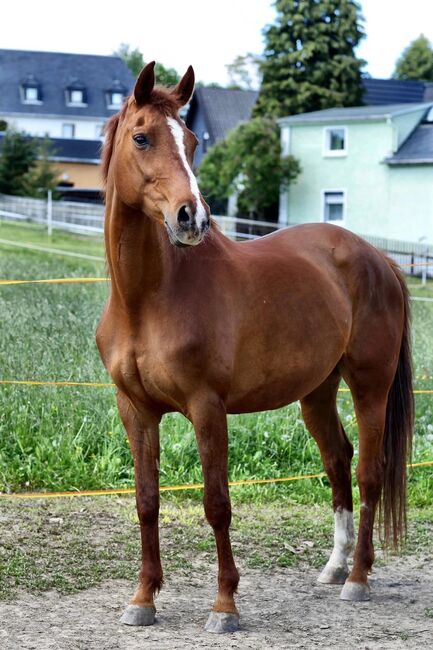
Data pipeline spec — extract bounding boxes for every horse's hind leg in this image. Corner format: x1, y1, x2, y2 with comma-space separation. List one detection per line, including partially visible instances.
339, 387, 388, 602
301, 370, 355, 585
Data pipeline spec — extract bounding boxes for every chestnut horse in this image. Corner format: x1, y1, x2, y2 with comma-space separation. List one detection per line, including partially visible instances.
96, 62, 413, 633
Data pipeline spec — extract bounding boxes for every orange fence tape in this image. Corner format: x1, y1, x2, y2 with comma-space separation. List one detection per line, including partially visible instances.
1, 461, 431, 500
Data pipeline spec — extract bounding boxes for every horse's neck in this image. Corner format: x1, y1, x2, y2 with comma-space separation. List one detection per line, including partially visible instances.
105, 193, 170, 308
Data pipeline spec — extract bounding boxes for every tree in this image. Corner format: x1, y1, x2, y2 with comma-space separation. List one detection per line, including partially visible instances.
0, 130, 37, 195
114, 44, 180, 86
254, 0, 365, 118
22, 137, 61, 199
0, 131, 59, 197
226, 53, 262, 90
199, 117, 301, 217
393, 34, 433, 82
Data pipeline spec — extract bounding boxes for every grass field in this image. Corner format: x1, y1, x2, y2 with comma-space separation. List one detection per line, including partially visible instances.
0, 220, 432, 507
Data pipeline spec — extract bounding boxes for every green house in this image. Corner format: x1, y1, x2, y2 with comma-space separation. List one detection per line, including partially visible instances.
278, 103, 433, 245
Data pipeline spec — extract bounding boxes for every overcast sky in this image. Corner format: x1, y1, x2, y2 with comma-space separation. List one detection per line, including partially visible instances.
2, 1, 433, 86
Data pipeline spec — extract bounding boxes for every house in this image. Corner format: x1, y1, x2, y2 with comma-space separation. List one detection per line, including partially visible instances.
186, 87, 258, 168
0, 49, 134, 193
278, 103, 433, 245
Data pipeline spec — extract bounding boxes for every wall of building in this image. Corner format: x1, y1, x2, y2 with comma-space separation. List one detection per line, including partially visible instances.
2, 114, 105, 140
55, 162, 102, 189
392, 107, 428, 150
283, 119, 433, 245
387, 165, 433, 243
285, 120, 393, 236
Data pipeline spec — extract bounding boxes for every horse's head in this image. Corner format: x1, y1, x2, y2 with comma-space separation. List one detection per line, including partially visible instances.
104, 62, 210, 247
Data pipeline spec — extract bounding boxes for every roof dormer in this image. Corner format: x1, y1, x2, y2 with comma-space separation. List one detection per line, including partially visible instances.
106, 79, 127, 109
65, 78, 87, 107
20, 74, 42, 105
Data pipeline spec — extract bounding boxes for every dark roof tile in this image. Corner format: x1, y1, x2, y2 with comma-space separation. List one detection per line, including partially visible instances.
386, 122, 433, 164
0, 49, 134, 118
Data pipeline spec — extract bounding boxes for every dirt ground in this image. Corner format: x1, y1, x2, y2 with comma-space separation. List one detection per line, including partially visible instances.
1, 555, 432, 650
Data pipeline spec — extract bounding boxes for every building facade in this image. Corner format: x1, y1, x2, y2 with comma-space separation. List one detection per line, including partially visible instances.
278, 103, 433, 245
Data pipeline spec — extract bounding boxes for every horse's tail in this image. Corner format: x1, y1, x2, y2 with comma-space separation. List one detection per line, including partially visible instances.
381, 260, 414, 548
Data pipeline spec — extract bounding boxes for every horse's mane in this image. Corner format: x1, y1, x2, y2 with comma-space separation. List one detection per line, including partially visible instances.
101, 88, 180, 186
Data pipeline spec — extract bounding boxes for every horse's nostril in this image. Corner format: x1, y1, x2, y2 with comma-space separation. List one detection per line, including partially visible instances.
177, 206, 190, 225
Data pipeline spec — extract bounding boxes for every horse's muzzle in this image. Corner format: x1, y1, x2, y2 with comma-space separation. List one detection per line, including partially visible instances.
165, 216, 210, 247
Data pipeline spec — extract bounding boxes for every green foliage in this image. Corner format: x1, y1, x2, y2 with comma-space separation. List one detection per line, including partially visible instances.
226, 53, 262, 90
22, 137, 61, 199
254, 0, 366, 118
114, 43, 180, 86
0, 119, 7, 132
0, 131, 60, 198
393, 34, 433, 82
0, 130, 37, 195
199, 117, 301, 216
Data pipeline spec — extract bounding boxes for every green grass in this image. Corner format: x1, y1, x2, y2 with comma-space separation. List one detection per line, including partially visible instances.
0, 496, 432, 600
0, 223, 432, 507
0, 218, 104, 258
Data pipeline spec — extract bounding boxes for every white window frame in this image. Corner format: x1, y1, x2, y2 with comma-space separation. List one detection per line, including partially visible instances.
323, 126, 348, 157
62, 123, 75, 138
321, 189, 347, 224
65, 89, 87, 107
21, 86, 42, 105
107, 92, 124, 109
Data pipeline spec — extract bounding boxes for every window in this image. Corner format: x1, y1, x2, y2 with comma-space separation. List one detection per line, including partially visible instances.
70, 89, 84, 104
109, 92, 124, 108
62, 123, 75, 138
20, 75, 42, 104
323, 191, 345, 222
65, 83, 87, 106
25, 87, 38, 101
95, 123, 105, 138
323, 127, 347, 156
22, 85, 42, 104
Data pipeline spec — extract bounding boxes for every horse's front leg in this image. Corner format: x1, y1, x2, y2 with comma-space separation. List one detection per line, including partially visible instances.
116, 391, 162, 626
190, 396, 240, 633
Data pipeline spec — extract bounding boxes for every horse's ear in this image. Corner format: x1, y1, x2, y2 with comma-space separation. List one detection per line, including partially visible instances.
171, 65, 195, 107
134, 61, 156, 106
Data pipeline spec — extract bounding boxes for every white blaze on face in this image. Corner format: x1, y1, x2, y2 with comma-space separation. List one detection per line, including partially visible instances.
166, 117, 208, 228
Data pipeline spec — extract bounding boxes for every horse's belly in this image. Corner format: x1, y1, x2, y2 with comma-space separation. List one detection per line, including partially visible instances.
226, 364, 335, 413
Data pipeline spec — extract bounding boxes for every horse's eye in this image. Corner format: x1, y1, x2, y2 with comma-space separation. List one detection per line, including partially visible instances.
133, 134, 150, 149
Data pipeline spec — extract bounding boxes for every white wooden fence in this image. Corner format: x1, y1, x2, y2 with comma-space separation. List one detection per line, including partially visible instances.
0, 193, 431, 277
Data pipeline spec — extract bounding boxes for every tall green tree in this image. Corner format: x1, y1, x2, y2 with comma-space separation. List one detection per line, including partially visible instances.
114, 44, 180, 86
0, 130, 37, 195
199, 117, 301, 217
393, 34, 433, 82
254, 0, 365, 118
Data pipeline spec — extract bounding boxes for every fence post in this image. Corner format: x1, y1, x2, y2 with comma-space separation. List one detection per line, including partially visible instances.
46, 189, 52, 236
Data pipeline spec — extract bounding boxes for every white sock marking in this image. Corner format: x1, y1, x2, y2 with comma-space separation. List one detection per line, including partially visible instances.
326, 508, 355, 570
166, 117, 207, 227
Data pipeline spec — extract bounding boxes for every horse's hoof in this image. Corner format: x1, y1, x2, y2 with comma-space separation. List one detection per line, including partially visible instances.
317, 564, 349, 585
204, 611, 240, 634
340, 581, 370, 602
120, 604, 156, 626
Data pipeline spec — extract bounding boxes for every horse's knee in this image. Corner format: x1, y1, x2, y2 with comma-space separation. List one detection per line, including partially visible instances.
136, 494, 159, 526
204, 491, 232, 531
